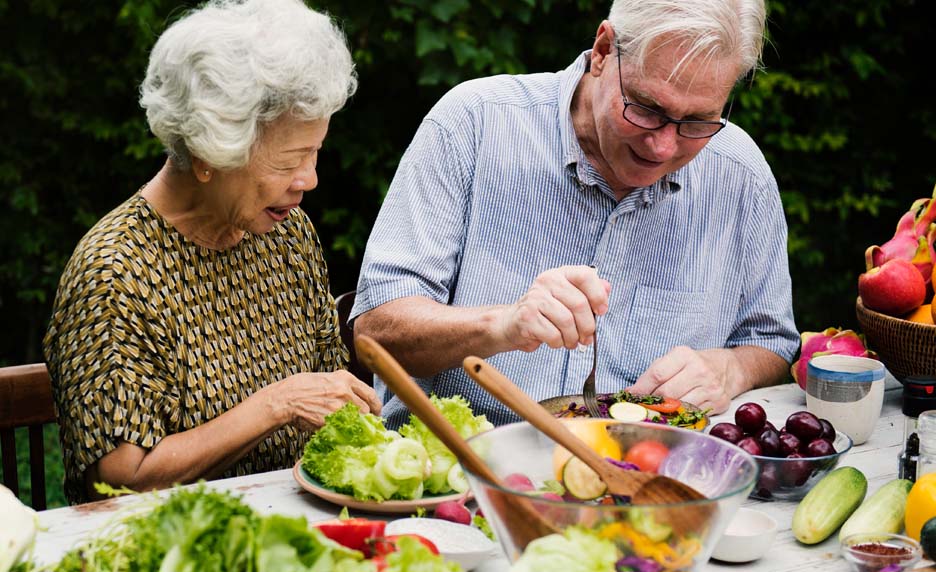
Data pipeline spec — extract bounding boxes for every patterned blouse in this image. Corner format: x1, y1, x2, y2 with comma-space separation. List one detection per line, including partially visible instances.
44, 193, 348, 504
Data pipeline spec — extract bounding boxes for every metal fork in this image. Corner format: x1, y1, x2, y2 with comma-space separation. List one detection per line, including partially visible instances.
581, 313, 602, 418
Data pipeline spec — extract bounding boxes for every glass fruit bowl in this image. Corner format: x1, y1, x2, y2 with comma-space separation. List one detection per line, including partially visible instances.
463, 420, 758, 570
749, 430, 853, 501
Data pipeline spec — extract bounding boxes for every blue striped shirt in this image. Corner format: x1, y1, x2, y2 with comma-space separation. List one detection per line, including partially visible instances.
352, 51, 799, 428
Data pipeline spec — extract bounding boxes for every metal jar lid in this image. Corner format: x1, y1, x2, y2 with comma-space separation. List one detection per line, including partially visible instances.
903, 376, 936, 418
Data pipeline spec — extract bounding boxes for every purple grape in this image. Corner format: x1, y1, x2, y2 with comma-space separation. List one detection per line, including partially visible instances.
735, 403, 767, 435
737, 436, 763, 456
804, 438, 836, 457
818, 419, 836, 441
783, 453, 813, 487
755, 462, 779, 496
709, 422, 745, 444
778, 432, 801, 456
785, 411, 823, 441
756, 427, 781, 457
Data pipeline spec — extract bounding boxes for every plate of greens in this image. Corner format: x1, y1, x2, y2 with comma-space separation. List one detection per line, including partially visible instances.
540, 390, 709, 430
292, 462, 468, 514
296, 397, 492, 514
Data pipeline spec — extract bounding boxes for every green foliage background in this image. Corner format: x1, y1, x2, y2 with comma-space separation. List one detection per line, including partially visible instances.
1, 1, 934, 507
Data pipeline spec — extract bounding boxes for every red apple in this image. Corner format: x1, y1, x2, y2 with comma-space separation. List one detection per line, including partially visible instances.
859, 258, 926, 316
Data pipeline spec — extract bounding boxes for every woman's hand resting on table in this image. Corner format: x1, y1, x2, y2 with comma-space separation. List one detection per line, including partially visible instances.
273, 371, 382, 432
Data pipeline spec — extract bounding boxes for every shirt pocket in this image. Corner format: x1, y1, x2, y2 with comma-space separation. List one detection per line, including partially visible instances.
622, 284, 707, 372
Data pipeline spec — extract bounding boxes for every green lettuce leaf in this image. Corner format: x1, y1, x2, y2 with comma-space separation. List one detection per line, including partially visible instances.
509, 527, 619, 572
399, 396, 493, 494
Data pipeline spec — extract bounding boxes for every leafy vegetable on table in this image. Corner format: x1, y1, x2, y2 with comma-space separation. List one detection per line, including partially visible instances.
15, 484, 458, 572
0, 485, 38, 572
301, 396, 492, 501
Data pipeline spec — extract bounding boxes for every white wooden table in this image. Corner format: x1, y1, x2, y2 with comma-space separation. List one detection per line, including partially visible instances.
32, 379, 928, 571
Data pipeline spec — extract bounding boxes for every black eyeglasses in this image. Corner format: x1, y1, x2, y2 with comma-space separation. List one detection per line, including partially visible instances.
616, 48, 731, 139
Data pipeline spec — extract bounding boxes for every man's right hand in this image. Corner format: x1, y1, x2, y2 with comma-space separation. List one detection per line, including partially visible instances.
498, 265, 611, 352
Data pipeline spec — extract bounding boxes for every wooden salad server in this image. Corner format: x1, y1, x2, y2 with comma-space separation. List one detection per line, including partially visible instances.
354, 335, 557, 552
462, 355, 707, 505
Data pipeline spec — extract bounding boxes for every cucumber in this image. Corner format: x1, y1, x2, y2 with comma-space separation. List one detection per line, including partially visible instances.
838, 479, 912, 541
792, 466, 867, 544
608, 402, 647, 422
562, 456, 608, 500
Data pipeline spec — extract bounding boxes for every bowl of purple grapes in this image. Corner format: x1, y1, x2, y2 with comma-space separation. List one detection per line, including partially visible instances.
708, 402, 853, 501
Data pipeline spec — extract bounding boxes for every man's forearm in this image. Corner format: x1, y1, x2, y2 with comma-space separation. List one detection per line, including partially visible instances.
720, 345, 790, 398
354, 296, 515, 377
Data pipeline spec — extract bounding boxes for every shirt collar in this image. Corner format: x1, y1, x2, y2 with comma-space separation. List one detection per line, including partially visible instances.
558, 50, 685, 206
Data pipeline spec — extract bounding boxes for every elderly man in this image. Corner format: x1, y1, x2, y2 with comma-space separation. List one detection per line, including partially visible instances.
352, 0, 798, 427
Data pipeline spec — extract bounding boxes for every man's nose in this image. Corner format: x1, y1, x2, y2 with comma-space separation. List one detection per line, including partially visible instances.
645, 123, 679, 160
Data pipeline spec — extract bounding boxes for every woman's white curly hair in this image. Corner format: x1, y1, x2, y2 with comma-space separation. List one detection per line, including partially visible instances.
140, 0, 357, 171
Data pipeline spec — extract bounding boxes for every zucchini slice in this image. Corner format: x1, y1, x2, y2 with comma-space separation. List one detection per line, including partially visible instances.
608, 401, 648, 422
562, 456, 608, 500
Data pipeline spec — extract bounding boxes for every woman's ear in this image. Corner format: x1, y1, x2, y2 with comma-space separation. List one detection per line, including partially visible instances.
191, 158, 212, 183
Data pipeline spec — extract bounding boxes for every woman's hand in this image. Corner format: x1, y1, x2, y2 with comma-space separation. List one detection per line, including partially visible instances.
275, 371, 382, 432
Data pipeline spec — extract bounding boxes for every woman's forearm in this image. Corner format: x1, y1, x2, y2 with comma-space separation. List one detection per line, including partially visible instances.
87, 383, 287, 497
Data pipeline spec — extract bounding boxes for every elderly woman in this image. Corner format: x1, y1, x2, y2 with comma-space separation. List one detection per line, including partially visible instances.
43, 0, 379, 504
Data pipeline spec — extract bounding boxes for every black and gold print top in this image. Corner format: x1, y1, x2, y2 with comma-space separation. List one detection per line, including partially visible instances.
43, 193, 348, 504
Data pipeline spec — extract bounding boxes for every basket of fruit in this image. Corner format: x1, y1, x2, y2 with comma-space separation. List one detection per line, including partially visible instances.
856, 185, 936, 381
856, 296, 936, 381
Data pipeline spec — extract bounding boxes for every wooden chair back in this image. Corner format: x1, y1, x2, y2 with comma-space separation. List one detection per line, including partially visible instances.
334, 290, 373, 385
0, 363, 57, 510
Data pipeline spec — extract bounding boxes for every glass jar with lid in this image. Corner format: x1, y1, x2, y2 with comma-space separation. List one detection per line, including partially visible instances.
900, 377, 936, 481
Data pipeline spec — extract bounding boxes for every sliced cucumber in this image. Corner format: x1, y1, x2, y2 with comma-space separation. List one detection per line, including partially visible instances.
608, 401, 648, 422
447, 463, 470, 494
644, 408, 662, 422
562, 456, 608, 500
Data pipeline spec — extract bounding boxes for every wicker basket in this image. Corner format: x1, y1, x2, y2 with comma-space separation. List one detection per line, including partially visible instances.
855, 296, 936, 381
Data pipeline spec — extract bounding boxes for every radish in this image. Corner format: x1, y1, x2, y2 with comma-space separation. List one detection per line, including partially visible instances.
433, 492, 472, 525
503, 473, 534, 491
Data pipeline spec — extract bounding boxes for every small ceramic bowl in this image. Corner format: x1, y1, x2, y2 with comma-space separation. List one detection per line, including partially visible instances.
710, 508, 778, 563
385, 517, 500, 571
840, 532, 922, 572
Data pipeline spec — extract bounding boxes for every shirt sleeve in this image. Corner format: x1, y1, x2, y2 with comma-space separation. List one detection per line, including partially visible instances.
351, 111, 474, 320
725, 174, 800, 362
44, 241, 179, 484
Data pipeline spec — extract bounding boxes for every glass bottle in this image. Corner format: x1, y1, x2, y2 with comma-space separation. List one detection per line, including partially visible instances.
916, 410, 936, 481
900, 377, 936, 482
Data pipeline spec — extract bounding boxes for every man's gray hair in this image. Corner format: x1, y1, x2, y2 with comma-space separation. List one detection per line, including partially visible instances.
609, 0, 766, 82
140, 0, 357, 171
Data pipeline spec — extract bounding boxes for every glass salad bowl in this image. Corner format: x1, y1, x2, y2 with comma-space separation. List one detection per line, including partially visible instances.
464, 420, 758, 570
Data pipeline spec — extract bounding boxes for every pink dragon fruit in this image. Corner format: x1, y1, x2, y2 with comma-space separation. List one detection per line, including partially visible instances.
791, 327, 877, 390
865, 185, 936, 285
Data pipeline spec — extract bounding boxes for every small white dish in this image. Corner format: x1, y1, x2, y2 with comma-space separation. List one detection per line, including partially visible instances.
385, 517, 500, 570
711, 507, 778, 563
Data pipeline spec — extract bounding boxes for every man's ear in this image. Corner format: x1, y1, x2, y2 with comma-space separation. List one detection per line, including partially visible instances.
590, 20, 616, 77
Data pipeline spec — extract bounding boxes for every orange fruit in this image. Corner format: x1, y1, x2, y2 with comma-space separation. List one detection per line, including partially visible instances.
906, 304, 935, 324
552, 418, 622, 480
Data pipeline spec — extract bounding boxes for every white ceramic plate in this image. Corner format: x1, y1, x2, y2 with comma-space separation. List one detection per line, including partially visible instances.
386, 517, 500, 570
292, 461, 469, 515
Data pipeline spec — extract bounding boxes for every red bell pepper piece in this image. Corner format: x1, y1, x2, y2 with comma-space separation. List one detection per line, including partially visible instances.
312, 518, 387, 554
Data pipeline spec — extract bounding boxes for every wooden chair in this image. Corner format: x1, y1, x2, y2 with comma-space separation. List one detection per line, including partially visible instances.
334, 290, 373, 385
0, 363, 57, 510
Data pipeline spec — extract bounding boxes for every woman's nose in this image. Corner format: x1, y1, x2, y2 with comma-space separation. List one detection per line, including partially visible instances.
291, 156, 319, 192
